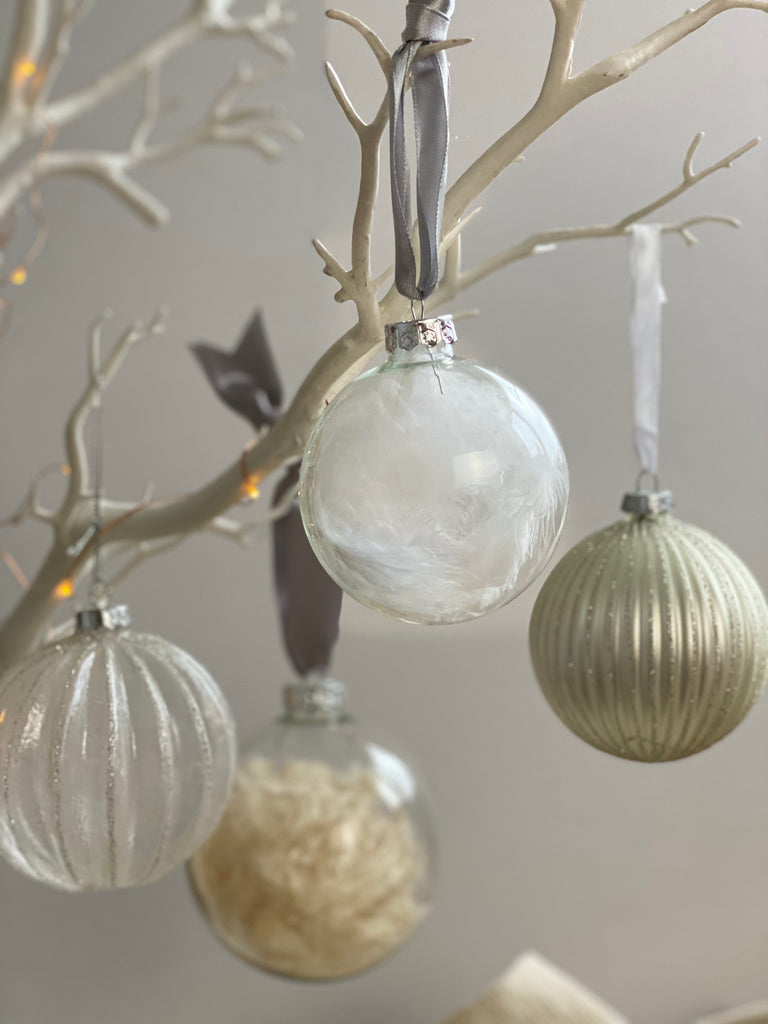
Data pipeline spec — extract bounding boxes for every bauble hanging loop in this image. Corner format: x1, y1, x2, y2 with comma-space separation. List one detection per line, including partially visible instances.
529, 493, 768, 762
0, 606, 237, 890
299, 315, 569, 625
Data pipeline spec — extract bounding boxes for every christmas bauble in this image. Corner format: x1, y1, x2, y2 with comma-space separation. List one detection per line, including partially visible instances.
188, 676, 434, 980
529, 493, 768, 761
299, 316, 569, 625
0, 607, 237, 890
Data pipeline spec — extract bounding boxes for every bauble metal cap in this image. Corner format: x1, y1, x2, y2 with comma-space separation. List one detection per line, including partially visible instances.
621, 489, 674, 517
282, 676, 348, 717
384, 315, 457, 354
76, 605, 132, 632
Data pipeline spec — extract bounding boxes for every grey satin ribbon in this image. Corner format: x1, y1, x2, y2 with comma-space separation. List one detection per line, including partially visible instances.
629, 224, 667, 479
389, 0, 454, 301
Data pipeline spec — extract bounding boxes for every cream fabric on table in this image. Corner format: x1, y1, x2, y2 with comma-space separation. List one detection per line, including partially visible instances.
442, 952, 628, 1024
443, 952, 768, 1024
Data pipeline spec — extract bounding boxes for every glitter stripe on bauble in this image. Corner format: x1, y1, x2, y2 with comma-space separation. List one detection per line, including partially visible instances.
0, 607, 236, 890
529, 493, 768, 762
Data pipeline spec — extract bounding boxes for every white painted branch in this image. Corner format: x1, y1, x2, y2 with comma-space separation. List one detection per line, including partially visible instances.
541, 0, 585, 98
31, 0, 96, 109
320, 30, 467, 315
570, 0, 768, 106
0, 0, 298, 218
0, 58, 302, 225
442, 0, 768, 233
325, 62, 366, 133
316, 22, 390, 337
0, 0, 52, 118
312, 238, 353, 302
613, 136, 759, 229
0, 463, 66, 529
433, 136, 756, 303
61, 308, 168, 519
9, 0, 52, 70
2, 113, 740, 660
0, 2, 765, 668
325, 10, 392, 75
37, 152, 171, 225
41, 1, 294, 131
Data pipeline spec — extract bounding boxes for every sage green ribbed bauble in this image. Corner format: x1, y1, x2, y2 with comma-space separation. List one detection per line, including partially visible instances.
529, 492, 768, 762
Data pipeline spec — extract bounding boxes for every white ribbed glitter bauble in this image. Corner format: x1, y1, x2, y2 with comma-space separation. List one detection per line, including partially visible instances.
299, 316, 569, 625
529, 492, 768, 762
188, 677, 434, 980
0, 606, 237, 891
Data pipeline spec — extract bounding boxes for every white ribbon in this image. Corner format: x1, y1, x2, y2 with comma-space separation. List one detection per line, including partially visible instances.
629, 224, 667, 482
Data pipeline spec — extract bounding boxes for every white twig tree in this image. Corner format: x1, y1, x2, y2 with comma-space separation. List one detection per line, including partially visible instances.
0, 0, 766, 669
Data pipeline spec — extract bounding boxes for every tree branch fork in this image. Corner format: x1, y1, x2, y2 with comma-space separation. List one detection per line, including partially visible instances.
0, 0, 765, 664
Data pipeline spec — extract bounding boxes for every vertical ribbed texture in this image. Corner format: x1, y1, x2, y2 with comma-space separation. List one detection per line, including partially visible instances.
529, 513, 768, 762
0, 629, 236, 891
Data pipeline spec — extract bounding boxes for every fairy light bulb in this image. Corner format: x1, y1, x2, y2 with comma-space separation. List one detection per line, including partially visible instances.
13, 60, 36, 83
299, 316, 569, 625
242, 476, 260, 500
54, 577, 74, 599
188, 675, 435, 980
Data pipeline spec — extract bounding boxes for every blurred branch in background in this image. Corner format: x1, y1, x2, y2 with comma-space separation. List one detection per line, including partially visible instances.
0, 0, 300, 317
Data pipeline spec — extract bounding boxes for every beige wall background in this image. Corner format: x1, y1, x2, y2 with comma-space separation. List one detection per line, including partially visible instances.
0, 2, 767, 1022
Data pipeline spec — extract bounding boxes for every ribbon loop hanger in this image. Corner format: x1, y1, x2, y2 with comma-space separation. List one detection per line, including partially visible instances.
629, 224, 667, 484
389, 0, 455, 303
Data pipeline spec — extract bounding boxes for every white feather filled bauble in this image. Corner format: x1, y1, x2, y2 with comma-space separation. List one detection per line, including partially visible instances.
299, 317, 569, 625
529, 494, 768, 762
0, 607, 237, 891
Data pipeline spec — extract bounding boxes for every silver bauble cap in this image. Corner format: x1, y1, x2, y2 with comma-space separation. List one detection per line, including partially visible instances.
621, 489, 674, 517
76, 604, 132, 632
384, 315, 457, 354
282, 676, 347, 717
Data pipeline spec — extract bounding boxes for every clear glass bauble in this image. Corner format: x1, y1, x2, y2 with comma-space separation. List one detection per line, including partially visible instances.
299, 320, 569, 624
0, 609, 237, 891
188, 677, 435, 980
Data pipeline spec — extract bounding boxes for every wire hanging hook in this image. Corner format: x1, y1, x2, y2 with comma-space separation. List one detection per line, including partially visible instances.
635, 469, 661, 494
409, 294, 425, 322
